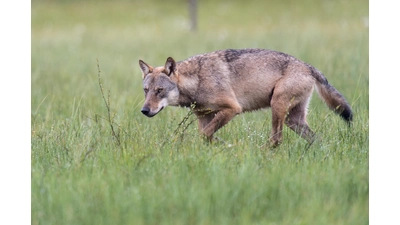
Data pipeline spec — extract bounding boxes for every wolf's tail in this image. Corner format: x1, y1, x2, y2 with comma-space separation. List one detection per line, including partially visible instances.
309, 65, 353, 124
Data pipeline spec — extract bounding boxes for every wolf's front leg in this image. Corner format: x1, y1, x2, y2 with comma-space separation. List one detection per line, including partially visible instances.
201, 107, 240, 141
197, 113, 214, 139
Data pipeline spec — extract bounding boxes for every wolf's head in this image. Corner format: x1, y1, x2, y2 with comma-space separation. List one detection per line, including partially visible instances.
138, 57, 179, 117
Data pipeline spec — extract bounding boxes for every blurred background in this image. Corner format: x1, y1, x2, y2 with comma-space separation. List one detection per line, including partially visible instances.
32, 0, 368, 123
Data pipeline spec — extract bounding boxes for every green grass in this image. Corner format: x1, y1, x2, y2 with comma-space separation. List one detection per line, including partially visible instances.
31, 0, 369, 224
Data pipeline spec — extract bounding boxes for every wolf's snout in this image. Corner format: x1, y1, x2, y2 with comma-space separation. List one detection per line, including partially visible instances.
141, 107, 150, 116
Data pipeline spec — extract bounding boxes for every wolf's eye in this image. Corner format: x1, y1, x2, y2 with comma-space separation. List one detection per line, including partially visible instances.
156, 88, 163, 94
144, 88, 149, 94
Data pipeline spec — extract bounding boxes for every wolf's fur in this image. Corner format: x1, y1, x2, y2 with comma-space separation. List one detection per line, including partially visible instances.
139, 49, 352, 146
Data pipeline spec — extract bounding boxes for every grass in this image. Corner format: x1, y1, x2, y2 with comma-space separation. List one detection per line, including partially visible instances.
31, 0, 369, 224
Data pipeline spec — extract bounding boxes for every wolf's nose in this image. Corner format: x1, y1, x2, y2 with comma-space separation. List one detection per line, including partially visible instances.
141, 107, 150, 116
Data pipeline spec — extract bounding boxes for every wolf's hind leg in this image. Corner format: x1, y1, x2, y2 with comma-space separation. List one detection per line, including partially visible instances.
269, 74, 314, 146
269, 105, 286, 147
285, 103, 315, 144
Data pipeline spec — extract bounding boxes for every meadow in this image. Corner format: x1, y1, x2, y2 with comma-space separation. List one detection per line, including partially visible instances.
31, 0, 369, 224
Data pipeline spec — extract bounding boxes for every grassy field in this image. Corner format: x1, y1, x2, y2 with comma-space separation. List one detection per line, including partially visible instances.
31, 0, 369, 224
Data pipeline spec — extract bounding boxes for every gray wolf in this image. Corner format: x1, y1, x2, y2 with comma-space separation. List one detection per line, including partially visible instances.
138, 49, 352, 147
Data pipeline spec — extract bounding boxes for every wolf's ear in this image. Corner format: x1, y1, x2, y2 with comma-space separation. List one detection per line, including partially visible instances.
164, 57, 176, 76
139, 60, 153, 79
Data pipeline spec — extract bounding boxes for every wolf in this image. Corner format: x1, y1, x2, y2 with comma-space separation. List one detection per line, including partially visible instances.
138, 49, 352, 147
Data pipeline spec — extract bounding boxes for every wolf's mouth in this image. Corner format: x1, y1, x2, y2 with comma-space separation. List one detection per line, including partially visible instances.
143, 106, 164, 118
156, 106, 164, 115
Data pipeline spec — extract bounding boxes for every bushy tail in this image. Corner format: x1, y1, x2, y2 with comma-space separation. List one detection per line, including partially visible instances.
310, 66, 353, 124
